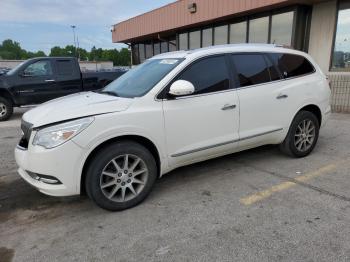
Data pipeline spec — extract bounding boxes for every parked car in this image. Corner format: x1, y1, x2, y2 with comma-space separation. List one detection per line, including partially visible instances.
15, 44, 331, 211
0, 67, 11, 76
0, 57, 126, 121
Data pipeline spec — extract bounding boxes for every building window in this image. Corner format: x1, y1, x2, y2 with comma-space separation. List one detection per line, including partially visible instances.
179, 33, 188, 50
139, 44, 145, 63
229, 21, 247, 44
145, 42, 153, 59
271, 12, 294, 46
189, 30, 201, 49
154, 42, 160, 55
132, 44, 140, 65
202, 28, 213, 47
331, 1, 350, 71
249, 16, 269, 43
161, 41, 168, 53
214, 25, 228, 45
169, 36, 177, 51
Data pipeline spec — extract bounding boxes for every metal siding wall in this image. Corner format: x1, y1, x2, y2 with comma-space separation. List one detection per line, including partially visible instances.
112, 0, 289, 42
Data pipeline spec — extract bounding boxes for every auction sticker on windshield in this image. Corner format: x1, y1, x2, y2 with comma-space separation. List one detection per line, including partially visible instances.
159, 59, 179, 65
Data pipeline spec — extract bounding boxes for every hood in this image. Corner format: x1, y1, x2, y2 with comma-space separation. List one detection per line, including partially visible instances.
23, 92, 133, 127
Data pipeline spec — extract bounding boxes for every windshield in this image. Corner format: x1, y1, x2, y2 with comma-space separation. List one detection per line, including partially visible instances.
6, 61, 25, 75
102, 58, 183, 98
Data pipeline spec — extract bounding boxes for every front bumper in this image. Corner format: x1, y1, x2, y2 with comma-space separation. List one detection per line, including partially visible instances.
15, 140, 84, 197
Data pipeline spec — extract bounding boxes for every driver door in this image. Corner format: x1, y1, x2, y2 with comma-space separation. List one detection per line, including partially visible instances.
162, 55, 240, 168
16, 59, 57, 105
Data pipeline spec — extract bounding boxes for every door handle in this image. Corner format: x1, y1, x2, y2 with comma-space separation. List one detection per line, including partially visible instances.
45, 79, 55, 82
276, 94, 288, 99
221, 104, 236, 110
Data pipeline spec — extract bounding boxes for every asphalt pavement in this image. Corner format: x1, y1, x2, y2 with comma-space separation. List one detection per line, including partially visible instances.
1, 110, 350, 262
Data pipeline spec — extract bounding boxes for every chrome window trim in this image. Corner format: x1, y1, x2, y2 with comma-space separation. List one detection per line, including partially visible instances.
155, 51, 317, 102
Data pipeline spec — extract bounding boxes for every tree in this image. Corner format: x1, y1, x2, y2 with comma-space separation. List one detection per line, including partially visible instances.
117, 48, 130, 66
1, 39, 131, 66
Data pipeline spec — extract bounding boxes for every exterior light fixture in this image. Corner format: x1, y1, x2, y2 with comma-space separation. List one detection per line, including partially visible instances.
188, 3, 197, 13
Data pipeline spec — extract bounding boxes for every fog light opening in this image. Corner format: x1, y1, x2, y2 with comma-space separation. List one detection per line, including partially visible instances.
27, 171, 62, 185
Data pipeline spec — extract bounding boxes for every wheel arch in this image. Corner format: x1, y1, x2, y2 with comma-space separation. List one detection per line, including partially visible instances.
80, 134, 161, 195
0, 89, 15, 105
297, 104, 322, 126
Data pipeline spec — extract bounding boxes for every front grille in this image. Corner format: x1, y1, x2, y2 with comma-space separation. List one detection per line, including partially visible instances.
18, 120, 33, 149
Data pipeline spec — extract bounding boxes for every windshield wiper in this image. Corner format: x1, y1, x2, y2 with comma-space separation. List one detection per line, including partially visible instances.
97, 90, 119, 97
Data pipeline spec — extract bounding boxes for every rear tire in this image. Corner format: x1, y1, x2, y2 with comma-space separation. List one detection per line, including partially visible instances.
0, 97, 13, 122
85, 140, 157, 211
280, 110, 320, 158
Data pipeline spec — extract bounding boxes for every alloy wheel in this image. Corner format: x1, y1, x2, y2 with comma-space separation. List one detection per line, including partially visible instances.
294, 119, 316, 152
0, 103, 7, 117
100, 154, 148, 202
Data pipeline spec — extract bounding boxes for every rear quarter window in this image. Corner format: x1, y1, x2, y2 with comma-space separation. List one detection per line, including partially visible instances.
268, 53, 315, 79
56, 60, 75, 76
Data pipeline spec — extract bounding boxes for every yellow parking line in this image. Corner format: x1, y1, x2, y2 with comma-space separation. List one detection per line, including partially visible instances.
240, 161, 341, 206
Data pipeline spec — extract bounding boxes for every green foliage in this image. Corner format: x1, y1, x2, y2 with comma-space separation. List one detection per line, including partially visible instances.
50, 45, 130, 66
0, 39, 31, 60
0, 39, 131, 66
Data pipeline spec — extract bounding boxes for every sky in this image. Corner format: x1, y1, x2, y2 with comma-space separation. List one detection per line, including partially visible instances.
0, 0, 174, 55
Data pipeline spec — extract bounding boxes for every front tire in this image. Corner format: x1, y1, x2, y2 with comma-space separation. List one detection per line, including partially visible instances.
280, 110, 320, 158
0, 97, 13, 122
85, 141, 157, 211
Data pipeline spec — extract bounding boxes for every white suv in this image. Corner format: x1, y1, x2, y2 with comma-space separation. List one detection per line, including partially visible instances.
15, 44, 331, 211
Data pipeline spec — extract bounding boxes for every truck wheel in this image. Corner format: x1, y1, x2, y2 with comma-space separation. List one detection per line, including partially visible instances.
0, 97, 13, 121
85, 140, 157, 211
279, 110, 320, 158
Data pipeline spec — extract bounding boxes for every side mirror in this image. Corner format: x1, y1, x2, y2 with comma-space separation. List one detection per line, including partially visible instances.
168, 80, 195, 97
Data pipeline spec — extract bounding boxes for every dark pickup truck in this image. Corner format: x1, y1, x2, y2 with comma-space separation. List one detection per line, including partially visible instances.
0, 57, 126, 121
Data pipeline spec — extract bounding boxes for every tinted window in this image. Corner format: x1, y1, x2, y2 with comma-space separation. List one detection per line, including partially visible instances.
179, 33, 188, 50
24, 60, 53, 76
189, 30, 201, 49
154, 42, 160, 55
161, 41, 168, 53
139, 44, 145, 63
57, 60, 74, 75
145, 43, 153, 59
230, 21, 247, 44
270, 12, 294, 46
269, 53, 315, 78
231, 54, 270, 87
202, 28, 213, 47
132, 44, 140, 64
177, 56, 230, 95
214, 25, 228, 45
331, 1, 350, 71
264, 55, 280, 81
169, 36, 177, 51
249, 16, 269, 43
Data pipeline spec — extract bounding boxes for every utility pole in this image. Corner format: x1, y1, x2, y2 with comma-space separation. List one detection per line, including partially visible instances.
71, 25, 77, 58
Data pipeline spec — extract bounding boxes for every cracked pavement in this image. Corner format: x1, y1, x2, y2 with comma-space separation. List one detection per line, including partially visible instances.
1, 110, 350, 262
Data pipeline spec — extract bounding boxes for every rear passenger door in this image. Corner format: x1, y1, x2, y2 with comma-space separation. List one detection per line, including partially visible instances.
53, 59, 82, 99
231, 53, 288, 147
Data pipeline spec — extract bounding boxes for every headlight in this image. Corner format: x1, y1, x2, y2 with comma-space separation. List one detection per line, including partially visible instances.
33, 117, 94, 149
